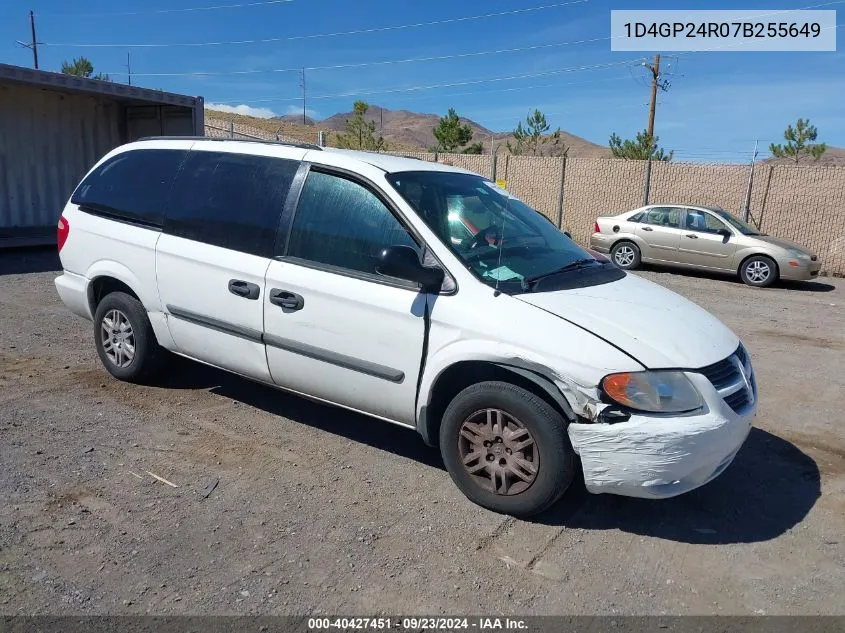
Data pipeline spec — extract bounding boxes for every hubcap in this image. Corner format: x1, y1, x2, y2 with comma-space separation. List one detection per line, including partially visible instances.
746, 260, 771, 283
457, 409, 539, 496
614, 246, 635, 267
100, 309, 135, 368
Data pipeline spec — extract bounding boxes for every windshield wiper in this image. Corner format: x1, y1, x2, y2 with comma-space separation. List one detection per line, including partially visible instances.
524, 258, 599, 286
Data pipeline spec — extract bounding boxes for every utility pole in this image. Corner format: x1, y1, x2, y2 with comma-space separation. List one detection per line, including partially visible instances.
300, 68, 306, 125
16, 10, 40, 69
126, 51, 132, 86
645, 53, 661, 139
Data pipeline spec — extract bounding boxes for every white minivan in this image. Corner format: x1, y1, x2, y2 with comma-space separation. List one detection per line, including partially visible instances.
55, 138, 757, 517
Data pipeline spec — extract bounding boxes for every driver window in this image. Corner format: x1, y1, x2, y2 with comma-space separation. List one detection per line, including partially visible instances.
686, 210, 728, 233
642, 207, 681, 228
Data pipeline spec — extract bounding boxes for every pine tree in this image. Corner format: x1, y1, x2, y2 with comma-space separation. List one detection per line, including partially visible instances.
769, 118, 827, 163
60, 56, 110, 81
609, 130, 672, 161
507, 110, 567, 156
431, 108, 473, 152
336, 101, 386, 151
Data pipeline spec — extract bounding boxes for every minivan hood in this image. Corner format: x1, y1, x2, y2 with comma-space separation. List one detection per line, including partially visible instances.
755, 234, 813, 254
516, 273, 739, 369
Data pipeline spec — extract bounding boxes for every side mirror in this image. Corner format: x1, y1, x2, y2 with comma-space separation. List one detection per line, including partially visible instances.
717, 228, 732, 240
376, 245, 444, 290
563, 231, 572, 238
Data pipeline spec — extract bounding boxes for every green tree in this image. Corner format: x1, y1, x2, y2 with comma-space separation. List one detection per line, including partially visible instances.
461, 142, 484, 155
60, 56, 110, 81
431, 108, 473, 152
769, 118, 827, 163
507, 109, 567, 156
609, 130, 672, 161
336, 101, 386, 151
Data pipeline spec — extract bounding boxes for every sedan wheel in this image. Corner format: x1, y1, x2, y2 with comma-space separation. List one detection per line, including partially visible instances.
740, 256, 777, 288
610, 241, 641, 270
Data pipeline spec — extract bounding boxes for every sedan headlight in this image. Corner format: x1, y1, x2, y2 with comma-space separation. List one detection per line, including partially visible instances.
601, 371, 703, 413
786, 247, 811, 260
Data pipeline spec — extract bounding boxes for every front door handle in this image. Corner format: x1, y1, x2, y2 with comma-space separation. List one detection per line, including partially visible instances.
685, 234, 699, 239
269, 288, 305, 311
641, 226, 653, 231
228, 279, 260, 300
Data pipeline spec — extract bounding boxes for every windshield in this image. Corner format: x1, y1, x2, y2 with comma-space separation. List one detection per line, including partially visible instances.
710, 208, 761, 235
387, 170, 616, 293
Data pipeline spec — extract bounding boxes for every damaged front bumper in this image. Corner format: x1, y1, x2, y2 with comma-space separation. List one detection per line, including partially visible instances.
564, 371, 756, 499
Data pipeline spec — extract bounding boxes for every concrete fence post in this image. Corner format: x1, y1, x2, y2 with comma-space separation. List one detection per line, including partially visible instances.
491, 154, 498, 182
229, 120, 234, 138
556, 155, 567, 228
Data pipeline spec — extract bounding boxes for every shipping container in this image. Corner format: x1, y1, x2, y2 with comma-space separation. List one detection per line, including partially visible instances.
0, 63, 204, 247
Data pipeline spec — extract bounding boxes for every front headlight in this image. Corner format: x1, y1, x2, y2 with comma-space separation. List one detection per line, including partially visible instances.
786, 247, 811, 260
601, 371, 703, 413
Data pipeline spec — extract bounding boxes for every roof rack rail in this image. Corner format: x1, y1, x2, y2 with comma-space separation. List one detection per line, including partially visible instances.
136, 135, 323, 151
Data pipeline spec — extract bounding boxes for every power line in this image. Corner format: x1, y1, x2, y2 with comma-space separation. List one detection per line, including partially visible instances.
36, 0, 295, 18
43, 0, 589, 47
209, 59, 639, 105
102, 34, 613, 77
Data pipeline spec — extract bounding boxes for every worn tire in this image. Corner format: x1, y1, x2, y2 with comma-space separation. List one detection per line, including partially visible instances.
739, 255, 778, 288
610, 240, 641, 270
93, 291, 165, 383
439, 381, 576, 518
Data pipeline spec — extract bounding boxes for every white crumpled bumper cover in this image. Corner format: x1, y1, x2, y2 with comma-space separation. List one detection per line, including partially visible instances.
568, 404, 755, 499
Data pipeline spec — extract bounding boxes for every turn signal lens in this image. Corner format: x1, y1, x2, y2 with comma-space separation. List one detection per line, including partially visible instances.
601, 371, 703, 413
594, 222, 601, 233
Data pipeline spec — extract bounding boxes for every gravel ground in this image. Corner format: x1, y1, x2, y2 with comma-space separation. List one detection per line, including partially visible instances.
1, 249, 843, 616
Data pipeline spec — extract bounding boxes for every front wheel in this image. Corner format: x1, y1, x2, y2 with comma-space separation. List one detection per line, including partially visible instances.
439, 381, 576, 517
740, 255, 777, 287
610, 241, 641, 270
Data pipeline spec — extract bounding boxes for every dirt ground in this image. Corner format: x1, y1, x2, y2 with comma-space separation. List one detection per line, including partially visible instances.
1, 249, 843, 616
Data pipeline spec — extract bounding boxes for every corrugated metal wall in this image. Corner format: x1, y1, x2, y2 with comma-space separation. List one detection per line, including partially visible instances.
0, 85, 122, 235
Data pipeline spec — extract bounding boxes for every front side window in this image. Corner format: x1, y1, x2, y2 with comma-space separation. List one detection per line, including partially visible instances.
387, 171, 622, 293
711, 208, 761, 235
71, 149, 188, 228
642, 207, 681, 228
165, 150, 299, 257
686, 210, 728, 234
286, 170, 418, 276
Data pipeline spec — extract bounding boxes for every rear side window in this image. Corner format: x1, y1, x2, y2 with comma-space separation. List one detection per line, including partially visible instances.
286, 170, 418, 276
71, 149, 188, 228
165, 150, 299, 257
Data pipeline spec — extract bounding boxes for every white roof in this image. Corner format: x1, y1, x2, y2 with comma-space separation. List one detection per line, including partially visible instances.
317, 148, 479, 175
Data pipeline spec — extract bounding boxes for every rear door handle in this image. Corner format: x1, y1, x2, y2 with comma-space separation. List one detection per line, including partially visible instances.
269, 288, 304, 311
685, 234, 699, 239
228, 279, 260, 300
641, 226, 653, 231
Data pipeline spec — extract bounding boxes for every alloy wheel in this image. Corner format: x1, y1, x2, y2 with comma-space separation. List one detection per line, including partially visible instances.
100, 309, 136, 368
614, 245, 635, 267
457, 408, 539, 496
746, 260, 771, 284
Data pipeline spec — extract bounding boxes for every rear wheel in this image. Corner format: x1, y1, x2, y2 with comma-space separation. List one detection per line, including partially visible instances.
93, 291, 165, 383
610, 241, 641, 270
739, 255, 777, 288
439, 381, 576, 517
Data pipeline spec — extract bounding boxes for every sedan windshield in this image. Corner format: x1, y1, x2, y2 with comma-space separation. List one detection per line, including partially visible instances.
387, 170, 620, 293
710, 208, 762, 235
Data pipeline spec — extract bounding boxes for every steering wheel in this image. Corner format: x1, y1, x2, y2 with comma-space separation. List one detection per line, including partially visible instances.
469, 225, 502, 250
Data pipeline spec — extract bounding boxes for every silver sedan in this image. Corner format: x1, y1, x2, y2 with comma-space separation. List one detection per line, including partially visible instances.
590, 204, 821, 287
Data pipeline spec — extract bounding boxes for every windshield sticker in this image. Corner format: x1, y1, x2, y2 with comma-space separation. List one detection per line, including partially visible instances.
483, 266, 523, 282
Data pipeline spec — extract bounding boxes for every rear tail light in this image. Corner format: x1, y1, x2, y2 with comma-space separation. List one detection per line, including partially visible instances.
57, 215, 69, 252
594, 222, 600, 233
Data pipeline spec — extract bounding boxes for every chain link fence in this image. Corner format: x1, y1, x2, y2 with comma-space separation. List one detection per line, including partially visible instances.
203, 118, 845, 277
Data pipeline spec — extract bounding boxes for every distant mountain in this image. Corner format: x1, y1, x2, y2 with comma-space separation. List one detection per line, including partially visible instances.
272, 113, 316, 126
320, 105, 610, 157
762, 146, 845, 166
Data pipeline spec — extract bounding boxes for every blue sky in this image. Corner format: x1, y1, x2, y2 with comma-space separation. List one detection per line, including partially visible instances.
1, 0, 842, 160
